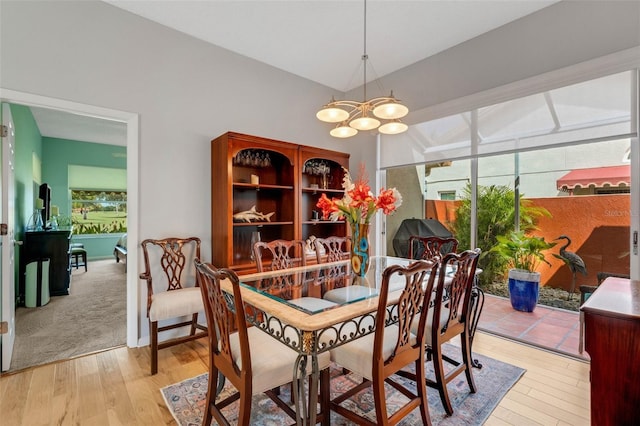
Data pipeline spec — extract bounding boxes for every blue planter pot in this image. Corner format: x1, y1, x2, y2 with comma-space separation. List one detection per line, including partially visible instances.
508, 269, 540, 312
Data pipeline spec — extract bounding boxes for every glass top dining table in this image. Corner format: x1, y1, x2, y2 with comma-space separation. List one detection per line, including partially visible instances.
231, 255, 483, 426
235, 256, 425, 425
239, 255, 421, 315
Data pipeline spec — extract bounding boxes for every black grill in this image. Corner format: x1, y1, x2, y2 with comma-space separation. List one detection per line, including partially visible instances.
392, 219, 453, 258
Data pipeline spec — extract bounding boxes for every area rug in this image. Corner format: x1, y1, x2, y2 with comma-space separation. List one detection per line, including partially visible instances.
10, 259, 126, 371
161, 344, 525, 425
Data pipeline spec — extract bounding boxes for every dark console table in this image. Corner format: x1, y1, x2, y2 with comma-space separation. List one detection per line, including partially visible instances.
20, 228, 72, 303
581, 276, 640, 425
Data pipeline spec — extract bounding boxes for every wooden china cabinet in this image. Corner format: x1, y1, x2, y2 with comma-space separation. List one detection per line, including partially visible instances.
299, 145, 350, 247
211, 132, 349, 274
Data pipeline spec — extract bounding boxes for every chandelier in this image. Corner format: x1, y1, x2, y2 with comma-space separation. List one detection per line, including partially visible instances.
316, 0, 409, 138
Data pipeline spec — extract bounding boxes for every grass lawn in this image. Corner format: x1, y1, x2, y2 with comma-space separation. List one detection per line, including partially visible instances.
72, 211, 127, 232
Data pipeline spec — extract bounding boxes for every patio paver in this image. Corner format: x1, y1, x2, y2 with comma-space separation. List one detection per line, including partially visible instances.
477, 294, 589, 361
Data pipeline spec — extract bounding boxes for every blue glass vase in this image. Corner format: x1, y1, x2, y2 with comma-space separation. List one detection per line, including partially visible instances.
350, 223, 370, 277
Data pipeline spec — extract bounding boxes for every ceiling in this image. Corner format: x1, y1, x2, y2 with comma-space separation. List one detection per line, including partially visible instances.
30, 106, 128, 146
30, 0, 558, 145
105, 0, 557, 92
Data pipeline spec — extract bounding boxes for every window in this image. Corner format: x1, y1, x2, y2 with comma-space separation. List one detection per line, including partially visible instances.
71, 190, 127, 234
383, 69, 635, 283
439, 191, 456, 200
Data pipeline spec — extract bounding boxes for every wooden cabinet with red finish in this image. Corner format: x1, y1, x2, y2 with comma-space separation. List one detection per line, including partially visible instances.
211, 132, 349, 274
581, 276, 640, 425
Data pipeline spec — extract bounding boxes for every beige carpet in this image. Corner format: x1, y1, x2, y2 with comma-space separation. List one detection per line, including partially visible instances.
10, 259, 126, 372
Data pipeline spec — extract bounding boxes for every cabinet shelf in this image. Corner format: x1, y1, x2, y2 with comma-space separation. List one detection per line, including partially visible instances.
302, 220, 345, 225
233, 221, 294, 227
301, 187, 344, 194
234, 182, 295, 191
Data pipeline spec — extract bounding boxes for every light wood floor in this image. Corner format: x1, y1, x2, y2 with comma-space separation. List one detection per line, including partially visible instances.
0, 332, 590, 425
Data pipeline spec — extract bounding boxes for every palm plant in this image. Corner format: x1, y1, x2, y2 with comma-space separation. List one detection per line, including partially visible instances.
449, 183, 552, 285
490, 231, 556, 273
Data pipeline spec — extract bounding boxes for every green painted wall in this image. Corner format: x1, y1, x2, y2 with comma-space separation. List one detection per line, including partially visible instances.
42, 137, 126, 260
7, 105, 127, 261
9, 104, 42, 242
41, 137, 126, 218
71, 233, 124, 261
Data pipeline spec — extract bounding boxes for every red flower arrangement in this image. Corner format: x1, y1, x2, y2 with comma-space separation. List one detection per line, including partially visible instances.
316, 165, 402, 225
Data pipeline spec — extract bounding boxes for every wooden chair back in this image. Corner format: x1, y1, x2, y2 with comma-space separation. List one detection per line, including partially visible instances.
408, 235, 458, 261
140, 237, 201, 291
375, 260, 439, 370
426, 248, 481, 414
313, 236, 350, 263
139, 237, 201, 315
432, 248, 480, 341
253, 239, 306, 272
196, 260, 249, 383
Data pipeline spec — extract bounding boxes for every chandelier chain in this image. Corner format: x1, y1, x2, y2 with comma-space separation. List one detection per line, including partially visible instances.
363, 0, 367, 101
315, 0, 409, 138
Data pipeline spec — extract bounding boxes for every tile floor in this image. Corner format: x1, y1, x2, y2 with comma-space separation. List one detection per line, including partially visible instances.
476, 293, 589, 361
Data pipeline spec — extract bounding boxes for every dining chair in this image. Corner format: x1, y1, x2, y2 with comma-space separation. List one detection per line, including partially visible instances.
408, 235, 458, 261
194, 259, 331, 426
407, 248, 481, 415
314, 236, 351, 302
139, 237, 208, 375
253, 238, 310, 309
253, 239, 306, 272
313, 236, 350, 264
253, 238, 325, 400
329, 259, 439, 426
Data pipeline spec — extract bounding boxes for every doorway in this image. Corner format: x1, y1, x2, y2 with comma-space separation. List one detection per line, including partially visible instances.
0, 89, 139, 371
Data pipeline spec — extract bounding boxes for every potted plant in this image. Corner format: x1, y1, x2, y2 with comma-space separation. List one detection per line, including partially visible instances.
491, 230, 556, 312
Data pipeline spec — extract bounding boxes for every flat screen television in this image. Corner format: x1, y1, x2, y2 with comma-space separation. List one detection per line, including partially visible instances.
39, 183, 51, 225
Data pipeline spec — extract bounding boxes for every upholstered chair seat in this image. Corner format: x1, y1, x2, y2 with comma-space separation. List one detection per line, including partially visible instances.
230, 327, 331, 394
148, 287, 203, 322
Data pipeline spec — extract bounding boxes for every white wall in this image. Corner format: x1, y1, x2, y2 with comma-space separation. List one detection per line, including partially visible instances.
2, 0, 638, 345
0, 1, 364, 257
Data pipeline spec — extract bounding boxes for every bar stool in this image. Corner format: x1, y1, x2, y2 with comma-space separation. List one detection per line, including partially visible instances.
70, 246, 87, 271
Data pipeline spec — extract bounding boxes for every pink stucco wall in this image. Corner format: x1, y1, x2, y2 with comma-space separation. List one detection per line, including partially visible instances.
426, 195, 630, 290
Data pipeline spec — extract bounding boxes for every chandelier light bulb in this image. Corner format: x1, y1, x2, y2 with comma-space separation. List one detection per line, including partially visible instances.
349, 115, 380, 131
378, 120, 408, 135
316, 105, 349, 123
373, 98, 409, 120
330, 123, 358, 138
